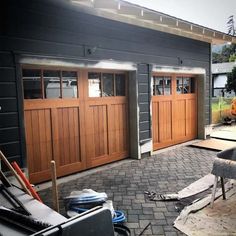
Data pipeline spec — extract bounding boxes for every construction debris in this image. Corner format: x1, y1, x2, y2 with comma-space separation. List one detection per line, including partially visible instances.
174, 182, 236, 236
145, 174, 215, 201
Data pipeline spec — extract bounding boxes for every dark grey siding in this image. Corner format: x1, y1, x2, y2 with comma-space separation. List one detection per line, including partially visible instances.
0, 52, 25, 168
137, 64, 152, 142
1, 0, 211, 163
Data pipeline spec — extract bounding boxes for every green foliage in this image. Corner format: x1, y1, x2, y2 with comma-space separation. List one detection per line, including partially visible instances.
229, 54, 236, 62
212, 44, 236, 63
226, 67, 236, 93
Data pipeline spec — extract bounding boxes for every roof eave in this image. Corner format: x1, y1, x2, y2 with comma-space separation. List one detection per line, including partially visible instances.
70, 0, 236, 45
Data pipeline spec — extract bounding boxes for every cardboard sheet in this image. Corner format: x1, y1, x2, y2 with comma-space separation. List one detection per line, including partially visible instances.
191, 138, 236, 151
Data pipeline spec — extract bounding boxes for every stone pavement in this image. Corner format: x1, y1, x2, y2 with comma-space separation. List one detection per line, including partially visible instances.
39, 145, 217, 236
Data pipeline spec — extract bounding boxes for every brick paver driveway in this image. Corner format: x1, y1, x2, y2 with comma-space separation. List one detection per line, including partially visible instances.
39, 145, 217, 235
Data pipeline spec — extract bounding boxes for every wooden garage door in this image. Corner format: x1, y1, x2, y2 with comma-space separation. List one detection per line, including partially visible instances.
22, 68, 129, 183
152, 74, 197, 150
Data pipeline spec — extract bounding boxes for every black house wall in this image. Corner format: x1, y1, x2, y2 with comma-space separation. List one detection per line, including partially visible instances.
0, 0, 211, 166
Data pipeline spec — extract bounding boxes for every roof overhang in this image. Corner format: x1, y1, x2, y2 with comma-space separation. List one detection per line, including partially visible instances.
70, 0, 236, 45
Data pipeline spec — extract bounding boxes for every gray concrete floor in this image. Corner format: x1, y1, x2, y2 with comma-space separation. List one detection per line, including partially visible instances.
39, 144, 218, 236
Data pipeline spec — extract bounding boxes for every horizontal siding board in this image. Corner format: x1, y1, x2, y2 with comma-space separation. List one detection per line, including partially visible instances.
3, 37, 84, 58
0, 142, 21, 157
138, 74, 149, 83
1, 156, 22, 171
0, 40, 202, 67
0, 98, 18, 112
0, 83, 16, 97
139, 103, 149, 112
12, 3, 210, 55
4, 1, 210, 62
0, 68, 16, 82
139, 122, 150, 131
0, 113, 19, 128
140, 131, 151, 141
4, 25, 210, 62
0, 127, 20, 143
140, 112, 150, 122
3, 3, 210, 63
138, 64, 150, 74
138, 93, 150, 103
138, 84, 149, 93
0, 52, 14, 67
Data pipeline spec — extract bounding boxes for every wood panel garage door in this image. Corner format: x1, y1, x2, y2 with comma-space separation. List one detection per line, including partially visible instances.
22, 68, 129, 183
152, 74, 197, 150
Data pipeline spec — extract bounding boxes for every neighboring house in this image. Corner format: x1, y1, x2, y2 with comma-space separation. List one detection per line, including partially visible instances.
1, 0, 236, 183
212, 62, 236, 97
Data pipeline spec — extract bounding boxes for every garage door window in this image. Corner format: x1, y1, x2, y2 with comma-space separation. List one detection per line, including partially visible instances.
176, 77, 194, 94
22, 68, 78, 99
153, 76, 171, 95
88, 72, 126, 97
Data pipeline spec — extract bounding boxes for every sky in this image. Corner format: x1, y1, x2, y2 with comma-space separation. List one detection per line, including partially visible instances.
126, 0, 236, 33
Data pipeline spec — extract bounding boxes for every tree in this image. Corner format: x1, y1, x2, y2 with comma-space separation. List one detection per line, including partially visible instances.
212, 44, 236, 63
227, 15, 236, 36
229, 54, 236, 62
226, 67, 236, 93
212, 16, 236, 63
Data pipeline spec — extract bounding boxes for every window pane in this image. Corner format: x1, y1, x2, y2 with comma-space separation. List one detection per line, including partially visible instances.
190, 78, 195, 93
153, 77, 163, 95
115, 74, 125, 96
62, 71, 77, 78
102, 73, 114, 97
164, 77, 171, 95
22, 69, 41, 77
176, 77, 183, 94
44, 70, 61, 98
62, 71, 78, 98
22, 69, 42, 99
88, 72, 101, 97
183, 78, 190, 94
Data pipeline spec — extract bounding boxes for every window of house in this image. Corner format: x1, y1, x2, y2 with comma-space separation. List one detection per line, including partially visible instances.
115, 74, 126, 96
88, 72, 126, 97
22, 68, 78, 99
102, 73, 114, 96
176, 77, 194, 94
88, 72, 101, 97
62, 71, 78, 98
153, 76, 171, 95
22, 69, 42, 99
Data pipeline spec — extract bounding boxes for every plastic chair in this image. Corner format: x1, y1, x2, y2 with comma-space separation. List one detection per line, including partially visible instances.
210, 147, 236, 208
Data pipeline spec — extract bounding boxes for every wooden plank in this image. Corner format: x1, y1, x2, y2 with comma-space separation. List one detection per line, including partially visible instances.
62, 108, 70, 165
31, 110, 41, 172
68, 108, 76, 164
51, 108, 60, 164
115, 104, 120, 153
25, 111, 34, 174
38, 109, 47, 171
74, 107, 81, 162
102, 105, 108, 156
45, 109, 53, 169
